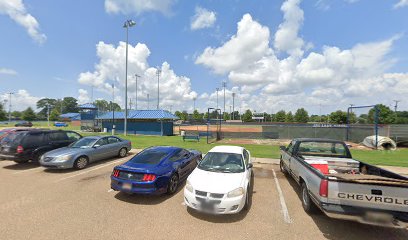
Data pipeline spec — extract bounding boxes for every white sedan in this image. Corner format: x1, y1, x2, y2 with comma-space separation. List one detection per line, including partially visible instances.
184, 146, 253, 214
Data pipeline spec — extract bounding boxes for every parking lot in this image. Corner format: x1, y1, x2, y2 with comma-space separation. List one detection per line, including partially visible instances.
1, 153, 407, 240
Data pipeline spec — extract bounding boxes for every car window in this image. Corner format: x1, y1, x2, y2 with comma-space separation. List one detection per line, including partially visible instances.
287, 141, 295, 154
1, 132, 26, 145
24, 133, 45, 147
107, 137, 121, 144
67, 132, 81, 141
95, 138, 109, 146
169, 149, 182, 162
243, 150, 249, 165
48, 132, 68, 141
129, 148, 170, 164
298, 141, 348, 158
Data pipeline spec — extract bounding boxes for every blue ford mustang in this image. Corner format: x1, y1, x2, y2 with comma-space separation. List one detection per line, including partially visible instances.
111, 146, 202, 195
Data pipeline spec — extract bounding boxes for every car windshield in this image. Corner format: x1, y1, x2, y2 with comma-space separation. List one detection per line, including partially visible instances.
128, 148, 170, 165
198, 152, 244, 173
70, 138, 97, 148
298, 141, 349, 158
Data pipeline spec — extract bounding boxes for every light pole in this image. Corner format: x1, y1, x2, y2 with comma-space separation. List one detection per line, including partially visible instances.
156, 68, 161, 110
112, 83, 116, 135
147, 93, 150, 110
47, 104, 50, 127
193, 97, 196, 112
7, 92, 14, 123
123, 19, 136, 136
229, 106, 232, 120
216, 88, 219, 110
232, 92, 235, 120
222, 81, 226, 117
135, 74, 140, 110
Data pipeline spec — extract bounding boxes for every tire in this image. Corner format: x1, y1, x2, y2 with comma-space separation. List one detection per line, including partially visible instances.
118, 148, 127, 158
74, 156, 89, 170
301, 182, 317, 214
34, 152, 45, 162
167, 174, 179, 194
243, 185, 251, 211
280, 159, 287, 174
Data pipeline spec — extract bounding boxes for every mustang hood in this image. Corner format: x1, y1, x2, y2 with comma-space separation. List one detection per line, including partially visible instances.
188, 168, 245, 193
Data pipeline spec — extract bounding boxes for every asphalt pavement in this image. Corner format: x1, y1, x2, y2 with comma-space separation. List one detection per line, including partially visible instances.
0, 154, 407, 240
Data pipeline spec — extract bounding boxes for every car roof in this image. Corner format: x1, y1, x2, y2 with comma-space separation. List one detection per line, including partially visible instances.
146, 146, 182, 153
208, 145, 244, 154
293, 138, 345, 143
82, 135, 104, 139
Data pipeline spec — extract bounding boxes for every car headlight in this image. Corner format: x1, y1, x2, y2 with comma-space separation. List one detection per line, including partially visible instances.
54, 155, 71, 162
185, 181, 193, 193
227, 187, 244, 198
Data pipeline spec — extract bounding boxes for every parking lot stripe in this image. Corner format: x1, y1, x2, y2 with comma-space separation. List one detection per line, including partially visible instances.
13, 167, 43, 175
107, 189, 114, 193
55, 159, 126, 183
272, 169, 292, 224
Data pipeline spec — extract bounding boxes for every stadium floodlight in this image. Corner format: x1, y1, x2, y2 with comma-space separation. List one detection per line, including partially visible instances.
123, 19, 136, 136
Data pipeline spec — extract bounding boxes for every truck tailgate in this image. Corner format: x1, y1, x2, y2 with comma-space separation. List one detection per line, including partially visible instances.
328, 181, 408, 212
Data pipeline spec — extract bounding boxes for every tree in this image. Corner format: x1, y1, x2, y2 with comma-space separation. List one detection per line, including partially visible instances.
368, 104, 396, 124
0, 104, 7, 121
49, 108, 60, 121
22, 107, 37, 121
242, 109, 253, 122
36, 98, 58, 117
60, 97, 79, 113
94, 100, 110, 112
275, 110, 286, 122
285, 111, 294, 122
294, 108, 309, 123
192, 110, 201, 121
329, 110, 356, 124
11, 111, 21, 119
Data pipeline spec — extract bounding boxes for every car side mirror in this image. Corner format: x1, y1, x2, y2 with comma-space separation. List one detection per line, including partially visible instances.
93, 144, 100, 148
279, 146, 286, 151
247, 163, 253, 169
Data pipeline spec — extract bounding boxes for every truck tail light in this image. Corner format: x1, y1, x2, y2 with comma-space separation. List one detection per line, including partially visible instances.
16, 145, 24, 154
319, 179, 329, 197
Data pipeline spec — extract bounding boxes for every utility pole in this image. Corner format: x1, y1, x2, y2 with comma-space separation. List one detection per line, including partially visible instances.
222, 81, 226, 117
47, 104, 50, 127
156, 68, 161, 110
216, 88, 219, 110
112, 83, 115, 135
7, 92, 14, 123
232, 92, 236, 120
229, 106, 232, 120
393, 100, 401, 112
147, 93, 150, 110
135, 74, 140, 110
129, 98, 132, 110
349, 104, 354, 113
193, 97, 196, 112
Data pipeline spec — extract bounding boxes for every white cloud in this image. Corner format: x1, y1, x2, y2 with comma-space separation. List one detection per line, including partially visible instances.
0, 68, 17, 75
274, 0, 304, 58
190, 7, 216, 30
0, 0, 46, 44
195, 0, 407, 113
195, 14, 271, 74
78, 89, 90, 104
0, 90, 41, 111
394, 0, 408, 8
78, 41, 197, 111
105, 0, 175, 15
316, 0, 359, 11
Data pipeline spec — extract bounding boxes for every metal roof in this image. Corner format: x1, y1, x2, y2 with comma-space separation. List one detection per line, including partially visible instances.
78, 103, 97, 109
96, 110, 179, 120
60, 113, 80, 120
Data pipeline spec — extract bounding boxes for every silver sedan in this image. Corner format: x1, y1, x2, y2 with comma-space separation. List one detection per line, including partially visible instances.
39, 136, 131, 170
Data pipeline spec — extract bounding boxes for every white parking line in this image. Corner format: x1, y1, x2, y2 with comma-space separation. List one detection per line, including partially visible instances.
272, 169, 292, 224
107, 189, 114, 193
55, 159, 126, 183
13, 167, 43, 175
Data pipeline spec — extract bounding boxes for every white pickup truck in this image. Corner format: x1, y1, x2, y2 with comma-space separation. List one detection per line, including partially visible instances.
280, 138, 408, 229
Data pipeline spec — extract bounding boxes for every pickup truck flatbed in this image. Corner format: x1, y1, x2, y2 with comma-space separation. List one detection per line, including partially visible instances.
280, 138, 408, 229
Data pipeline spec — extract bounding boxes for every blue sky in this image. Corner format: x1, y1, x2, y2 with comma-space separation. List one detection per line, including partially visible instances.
1, 0, 408, 114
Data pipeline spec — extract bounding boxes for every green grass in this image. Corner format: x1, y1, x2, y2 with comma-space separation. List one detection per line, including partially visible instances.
0, 121, 80, 131
350, 149, 408, 167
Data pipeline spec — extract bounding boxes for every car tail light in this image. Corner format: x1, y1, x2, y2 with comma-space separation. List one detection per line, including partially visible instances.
142, 174, 156, 182
16, 145, 24, 154
112, 169, 120, 177
319, 179, 329, 197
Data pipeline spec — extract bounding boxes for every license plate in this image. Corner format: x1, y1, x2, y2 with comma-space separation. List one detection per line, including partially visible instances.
2, 147, 10, 152
200, 202, 215, 211
122, 183, 132, 190
364, 211, 394, 223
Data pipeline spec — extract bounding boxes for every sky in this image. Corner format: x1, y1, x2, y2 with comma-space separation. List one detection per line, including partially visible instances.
1, 0, 408, 115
